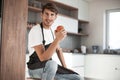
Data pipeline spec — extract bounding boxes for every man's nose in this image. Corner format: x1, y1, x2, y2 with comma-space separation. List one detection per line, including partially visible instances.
47, 15, 52, 19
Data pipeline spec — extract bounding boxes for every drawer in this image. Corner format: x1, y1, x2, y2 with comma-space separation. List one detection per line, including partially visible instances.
72, 54, 84, 67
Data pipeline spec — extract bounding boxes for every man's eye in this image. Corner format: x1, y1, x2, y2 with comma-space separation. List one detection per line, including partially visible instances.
45, 13, 49, 16
51, 14, 55, 16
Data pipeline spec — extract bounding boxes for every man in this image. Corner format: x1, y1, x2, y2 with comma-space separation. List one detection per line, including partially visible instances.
27, 2, 80, 80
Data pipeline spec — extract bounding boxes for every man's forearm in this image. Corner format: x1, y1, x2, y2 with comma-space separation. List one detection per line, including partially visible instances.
57, 48, 67, 68
39, 38, 60, 61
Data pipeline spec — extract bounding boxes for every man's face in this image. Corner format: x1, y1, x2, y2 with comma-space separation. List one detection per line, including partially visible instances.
41, 9, 57, 28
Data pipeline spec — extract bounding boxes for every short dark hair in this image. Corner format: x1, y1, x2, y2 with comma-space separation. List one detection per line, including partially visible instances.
42, 2, 58, 15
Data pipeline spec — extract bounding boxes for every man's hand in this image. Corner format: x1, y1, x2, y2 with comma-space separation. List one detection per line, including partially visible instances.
55, 26, 67, 42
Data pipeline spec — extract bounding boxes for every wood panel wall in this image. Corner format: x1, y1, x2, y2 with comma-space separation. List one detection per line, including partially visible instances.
0, 0, 28, 80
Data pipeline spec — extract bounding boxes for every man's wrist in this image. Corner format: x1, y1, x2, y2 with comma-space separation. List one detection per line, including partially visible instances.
54, 38, 60, 44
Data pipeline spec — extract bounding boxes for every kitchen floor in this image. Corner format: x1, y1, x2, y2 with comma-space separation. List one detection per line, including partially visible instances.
84, 77, 102, 80
26, 54, 30, 78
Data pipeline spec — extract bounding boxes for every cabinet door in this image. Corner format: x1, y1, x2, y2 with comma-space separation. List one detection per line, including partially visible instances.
78, 0, 89, 21
85, 55, 120, 79
52, 15, 78, 33
72, 54, 84, 67
71, 54, 85, 80
54, 0, 78, 8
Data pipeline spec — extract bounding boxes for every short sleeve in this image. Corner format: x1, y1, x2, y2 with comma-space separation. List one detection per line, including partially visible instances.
28, 25, 43, 48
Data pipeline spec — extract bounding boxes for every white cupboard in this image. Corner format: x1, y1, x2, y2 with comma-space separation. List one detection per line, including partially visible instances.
85, 54, 120, 80
71, 54, 85, 80
53, 0, 78, 8
78, 0, 89, 21
52, 14, 78, 33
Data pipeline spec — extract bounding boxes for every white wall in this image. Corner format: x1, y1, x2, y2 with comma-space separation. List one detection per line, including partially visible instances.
82, 0, 120, 53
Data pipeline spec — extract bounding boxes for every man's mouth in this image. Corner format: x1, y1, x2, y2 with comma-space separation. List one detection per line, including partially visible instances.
46, 20, 52, 24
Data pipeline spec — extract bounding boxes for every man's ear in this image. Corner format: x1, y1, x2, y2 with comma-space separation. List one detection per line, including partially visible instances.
55, 14, 57, 20
40, 12, 43, 18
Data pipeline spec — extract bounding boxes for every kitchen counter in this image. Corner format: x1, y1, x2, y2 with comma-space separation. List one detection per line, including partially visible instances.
63, 52, 120, 55
62, 48, 120, 55
85, 53, 120, 55
56, 51, 120, 80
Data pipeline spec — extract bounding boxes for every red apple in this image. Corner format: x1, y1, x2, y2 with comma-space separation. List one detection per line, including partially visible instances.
55, 25, 64, 32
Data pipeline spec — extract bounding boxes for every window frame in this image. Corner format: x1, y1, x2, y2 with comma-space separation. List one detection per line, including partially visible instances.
105, 8, 120, 50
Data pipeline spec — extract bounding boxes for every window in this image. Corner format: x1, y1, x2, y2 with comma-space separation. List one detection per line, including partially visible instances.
106, 9, 120, 50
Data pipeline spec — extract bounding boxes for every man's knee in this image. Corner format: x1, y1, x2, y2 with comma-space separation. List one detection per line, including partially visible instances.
45, 60, 58, 72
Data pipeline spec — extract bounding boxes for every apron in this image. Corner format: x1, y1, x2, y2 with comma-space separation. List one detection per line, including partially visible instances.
27, 23, 78, 74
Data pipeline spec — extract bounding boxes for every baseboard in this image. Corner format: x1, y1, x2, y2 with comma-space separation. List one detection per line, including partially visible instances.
26, 77, 41, 80
84, 77, 102, 80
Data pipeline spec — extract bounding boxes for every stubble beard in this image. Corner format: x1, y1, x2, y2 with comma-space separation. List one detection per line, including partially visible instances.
44, 20, 53, 28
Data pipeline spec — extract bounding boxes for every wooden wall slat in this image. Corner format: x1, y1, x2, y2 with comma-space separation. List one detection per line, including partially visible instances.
0, 0, 28, 80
